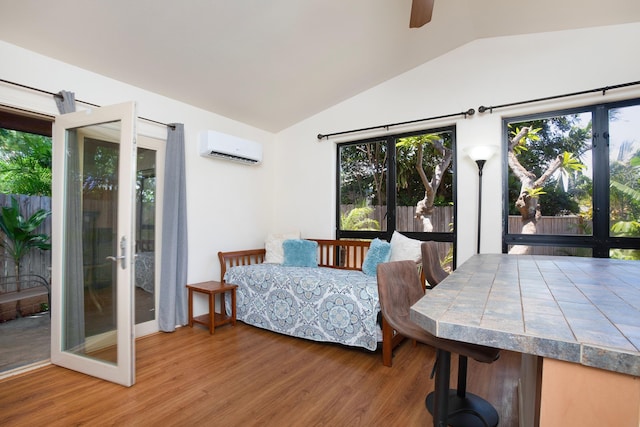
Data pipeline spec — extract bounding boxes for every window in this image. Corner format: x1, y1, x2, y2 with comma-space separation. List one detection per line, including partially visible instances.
337, 126, 456, 268
503, 99, 640, 258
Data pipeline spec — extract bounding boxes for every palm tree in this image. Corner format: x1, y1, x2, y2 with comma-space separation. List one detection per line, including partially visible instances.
0, 196, 51, 317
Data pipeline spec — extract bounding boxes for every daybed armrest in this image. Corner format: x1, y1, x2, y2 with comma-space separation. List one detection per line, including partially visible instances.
218, 249, 266, 283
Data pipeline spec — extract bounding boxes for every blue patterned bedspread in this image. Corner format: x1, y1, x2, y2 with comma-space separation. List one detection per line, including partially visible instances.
224, 264, 381, 351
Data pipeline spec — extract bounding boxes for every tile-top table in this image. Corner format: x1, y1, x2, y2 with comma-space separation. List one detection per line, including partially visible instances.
410, 254, 640, 426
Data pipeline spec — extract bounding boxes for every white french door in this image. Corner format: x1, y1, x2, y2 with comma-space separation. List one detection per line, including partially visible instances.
51, 102, 137, 386
134, 135, 164, 337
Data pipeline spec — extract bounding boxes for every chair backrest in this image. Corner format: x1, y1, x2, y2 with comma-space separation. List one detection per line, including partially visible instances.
376, 260, 425, 326
377, 260, 501, 363
421, 241, 449, 288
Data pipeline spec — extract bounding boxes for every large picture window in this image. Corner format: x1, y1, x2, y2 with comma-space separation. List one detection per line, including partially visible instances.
337, 127, 456, 268
503, 98, 640, 258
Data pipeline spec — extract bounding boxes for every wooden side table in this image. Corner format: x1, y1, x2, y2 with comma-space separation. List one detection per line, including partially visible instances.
187, 280, 237, 334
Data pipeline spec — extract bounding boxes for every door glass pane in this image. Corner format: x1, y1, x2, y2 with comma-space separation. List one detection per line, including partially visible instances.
396, 130, 453, 233
506, 112, 593, 237
135, 148, 156, 324
609, 105, 640, 247
63, 126, 120, 365
339, 141, 387, 232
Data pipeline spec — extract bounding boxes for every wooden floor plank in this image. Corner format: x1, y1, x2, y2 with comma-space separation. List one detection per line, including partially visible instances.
0, 323, 520, 426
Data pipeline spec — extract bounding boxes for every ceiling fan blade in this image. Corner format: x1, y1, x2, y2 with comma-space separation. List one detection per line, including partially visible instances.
410, 0, 434, 28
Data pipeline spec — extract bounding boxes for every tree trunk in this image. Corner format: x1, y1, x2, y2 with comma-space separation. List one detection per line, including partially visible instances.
507, 189, 542, 254
421, 214, 434, 232
14, 261, 22, 318
509, 217, 538, 254
416, 193, 435, 232
414, 140, 451, 233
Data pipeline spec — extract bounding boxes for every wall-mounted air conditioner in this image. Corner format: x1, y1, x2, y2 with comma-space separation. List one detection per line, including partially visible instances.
198, 130, 262, 165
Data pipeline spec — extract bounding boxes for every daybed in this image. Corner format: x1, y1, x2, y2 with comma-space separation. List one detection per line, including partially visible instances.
219, 236, 422, 366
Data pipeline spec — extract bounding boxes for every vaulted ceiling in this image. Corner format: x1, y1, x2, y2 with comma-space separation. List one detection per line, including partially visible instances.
1, 0, 639, 132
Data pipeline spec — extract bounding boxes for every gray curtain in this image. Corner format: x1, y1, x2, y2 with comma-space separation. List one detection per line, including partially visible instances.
55, 90, 85, 351
159, 123, 188, 331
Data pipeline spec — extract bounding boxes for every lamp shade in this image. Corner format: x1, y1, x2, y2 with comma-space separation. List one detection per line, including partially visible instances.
464, 145, 498, 161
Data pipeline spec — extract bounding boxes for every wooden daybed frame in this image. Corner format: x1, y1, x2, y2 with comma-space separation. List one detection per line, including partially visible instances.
218, 239, 404, 367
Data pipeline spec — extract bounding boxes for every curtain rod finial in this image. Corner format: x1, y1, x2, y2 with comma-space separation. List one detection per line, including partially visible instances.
317, 133, 325, 140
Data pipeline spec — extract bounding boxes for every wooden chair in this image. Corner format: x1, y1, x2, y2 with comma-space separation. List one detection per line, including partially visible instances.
377, 261, 500, 427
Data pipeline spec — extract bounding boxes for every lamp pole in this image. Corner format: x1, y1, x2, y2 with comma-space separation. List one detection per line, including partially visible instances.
464, 145, 497, 254
475, 159, 486, 254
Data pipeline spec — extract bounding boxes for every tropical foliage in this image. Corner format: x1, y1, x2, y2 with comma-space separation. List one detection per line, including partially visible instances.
610, 152, 640, 256
0, 196, 51, 279
340, 204, 380, 231
0, 196, 51, 317
506, 116, 592, 254
508, 107, 640, 259
0, 129, 52, 196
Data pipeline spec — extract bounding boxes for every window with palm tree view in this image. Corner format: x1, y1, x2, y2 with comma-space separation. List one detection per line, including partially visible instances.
503, 99, 640, 259
337, 126, 456, 269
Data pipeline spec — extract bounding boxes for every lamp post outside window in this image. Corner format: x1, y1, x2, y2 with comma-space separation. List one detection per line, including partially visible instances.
464, 145, 498, 254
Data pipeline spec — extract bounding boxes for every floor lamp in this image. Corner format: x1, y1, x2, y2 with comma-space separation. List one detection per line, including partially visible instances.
464, 145, 498, 254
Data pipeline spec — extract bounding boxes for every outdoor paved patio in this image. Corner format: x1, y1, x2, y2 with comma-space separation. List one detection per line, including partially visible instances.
0, 312, 50, 373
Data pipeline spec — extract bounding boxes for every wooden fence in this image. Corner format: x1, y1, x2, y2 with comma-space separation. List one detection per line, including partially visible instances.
0, 194, 52, 291
342, 204, 592, 255
342, 205, 590, 234
508, 215, 591, 236
508, 215, 592, 256
341, 205, 454, 233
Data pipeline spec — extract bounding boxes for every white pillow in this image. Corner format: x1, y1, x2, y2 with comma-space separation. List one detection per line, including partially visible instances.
389, 231, 422, 263
264, 231, 301, 263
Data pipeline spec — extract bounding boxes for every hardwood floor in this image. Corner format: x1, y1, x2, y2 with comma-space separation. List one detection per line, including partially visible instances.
0, 323, 521, 426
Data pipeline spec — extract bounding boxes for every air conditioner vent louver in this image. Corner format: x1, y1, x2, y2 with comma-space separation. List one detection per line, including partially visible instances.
208, 151, 259, 164
199, 130, 262, 165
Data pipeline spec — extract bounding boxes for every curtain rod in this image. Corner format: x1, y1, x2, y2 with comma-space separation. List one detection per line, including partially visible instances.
478, 80, 640, 114
317, 108, 476, 140
317, 79, 640, 141
0, 78, 176, 130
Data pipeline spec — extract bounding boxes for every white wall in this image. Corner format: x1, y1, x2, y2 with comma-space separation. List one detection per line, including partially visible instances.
274, 23, 640, 264
0, 40, 277, 285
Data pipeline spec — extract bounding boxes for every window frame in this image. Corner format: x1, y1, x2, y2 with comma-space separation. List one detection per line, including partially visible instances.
501, 98, 640, 257
336, 126, 457, 265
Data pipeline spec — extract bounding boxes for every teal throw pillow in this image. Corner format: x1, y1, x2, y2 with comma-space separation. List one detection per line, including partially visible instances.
282, 239, 318, 267
362, 238, 391, 276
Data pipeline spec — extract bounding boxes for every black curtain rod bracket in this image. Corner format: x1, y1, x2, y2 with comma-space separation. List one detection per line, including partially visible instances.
318, 108, 475, 141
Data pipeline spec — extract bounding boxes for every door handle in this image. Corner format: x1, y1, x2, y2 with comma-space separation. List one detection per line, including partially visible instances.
106, 236, 128, 269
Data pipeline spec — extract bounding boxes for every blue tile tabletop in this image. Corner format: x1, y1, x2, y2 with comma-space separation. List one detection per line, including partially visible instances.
410, 254, 640, 376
